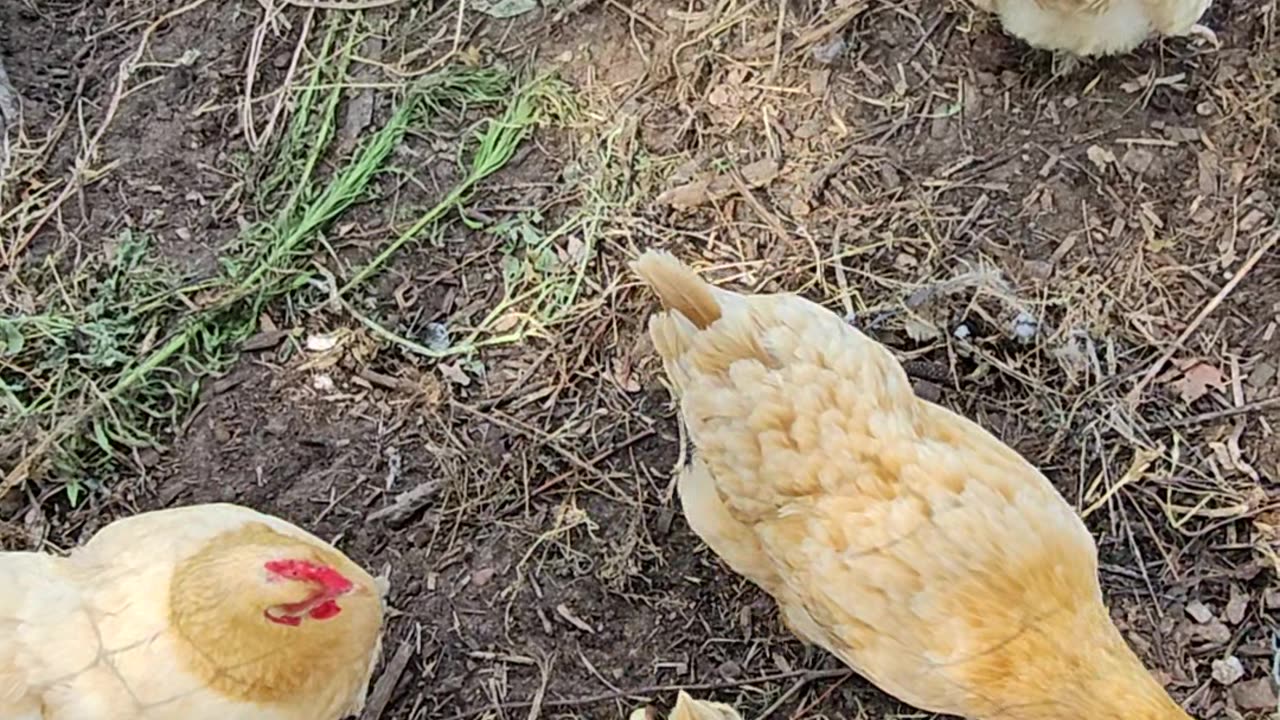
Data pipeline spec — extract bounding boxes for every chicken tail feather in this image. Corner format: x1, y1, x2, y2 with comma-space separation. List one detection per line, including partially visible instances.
633, 250, 778, 389
630, 250, 723, 329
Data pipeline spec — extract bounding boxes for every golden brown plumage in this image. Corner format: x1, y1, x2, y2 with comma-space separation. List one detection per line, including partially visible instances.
632, 250, 1191, 720
974, 0, 1216, 56
1, 503, 383, 720
629, 691, 743, 720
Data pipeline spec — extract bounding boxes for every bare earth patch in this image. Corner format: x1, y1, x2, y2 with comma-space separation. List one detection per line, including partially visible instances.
1, 0, 1277, 718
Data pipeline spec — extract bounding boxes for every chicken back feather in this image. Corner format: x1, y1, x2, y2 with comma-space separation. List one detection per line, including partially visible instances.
632, 249, 1191, 720
975, 0, 1215, 56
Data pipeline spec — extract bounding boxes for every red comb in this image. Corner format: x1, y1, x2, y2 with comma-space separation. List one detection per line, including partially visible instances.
264, 559, 354, 594
308, 599, 342, 620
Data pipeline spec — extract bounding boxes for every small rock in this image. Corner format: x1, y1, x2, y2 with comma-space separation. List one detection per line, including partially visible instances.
471, 566, 496, 587
422, 322, 451, 353
1247, 361, 1277, 389
305, 332, 341, 352
1186, 599, 1215, 624
912, 379, 943, 403
1011, 311, 1039, 343
810, 34, 847, 65
739, 158, 780, 188
1212, 656, 1245, 685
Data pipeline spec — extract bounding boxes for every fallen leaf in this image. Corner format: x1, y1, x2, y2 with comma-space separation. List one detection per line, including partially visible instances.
1224, 585, 1249, 625
1086, 144, 1117, 170
1212, 656, 1245, 685
438, 361, 471, 386
1191, 619, 1232, 644
0, 319, 23, 355
1231, 678, 1278, 710
489, 312, 521, 334
656, 179, 711, 209
561, 234, 587, 265
1167, 361, 1227, 403
739, 158, 780, 188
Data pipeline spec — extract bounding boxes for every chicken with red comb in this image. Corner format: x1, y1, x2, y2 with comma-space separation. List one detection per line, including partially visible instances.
1, 503, 384, 720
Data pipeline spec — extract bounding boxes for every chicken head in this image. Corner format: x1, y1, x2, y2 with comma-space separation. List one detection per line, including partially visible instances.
167, 522, 383, 707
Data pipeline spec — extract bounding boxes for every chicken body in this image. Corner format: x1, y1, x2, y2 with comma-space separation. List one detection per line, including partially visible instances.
1, 504, 383, 720
972, 0, 1214, 56
633, 250, 1191, 720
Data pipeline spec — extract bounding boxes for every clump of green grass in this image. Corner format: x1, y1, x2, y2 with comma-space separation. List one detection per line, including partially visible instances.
467, 101, 640, 348
0, 20, 559, 501
325, 75, 589, 360
330, 75, 662, 364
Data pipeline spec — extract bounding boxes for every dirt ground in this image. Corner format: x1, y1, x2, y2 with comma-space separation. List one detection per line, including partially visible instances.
2, 0, 1279, 717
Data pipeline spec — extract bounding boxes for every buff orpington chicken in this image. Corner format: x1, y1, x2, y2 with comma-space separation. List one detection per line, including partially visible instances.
629, 691, 743, 720
632, 250, 1192, 720
1, 503, 384, 720
971, 0, 1216, 57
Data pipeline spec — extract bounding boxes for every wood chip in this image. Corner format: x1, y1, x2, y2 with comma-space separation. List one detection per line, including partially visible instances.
367, 479, 445, 526
360, 640, 417, 720
1186, 599, 1215, 624
242, 330, 287, 351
